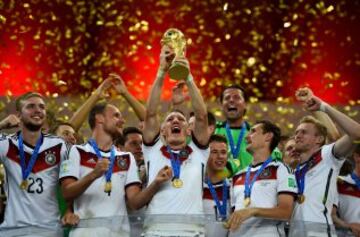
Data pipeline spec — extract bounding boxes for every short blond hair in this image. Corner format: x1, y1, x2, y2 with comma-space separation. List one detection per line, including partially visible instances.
15, 92, 44, 112
299, 116, 327, 146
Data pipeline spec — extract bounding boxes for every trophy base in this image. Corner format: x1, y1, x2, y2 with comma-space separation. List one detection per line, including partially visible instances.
168, 63, 189, 80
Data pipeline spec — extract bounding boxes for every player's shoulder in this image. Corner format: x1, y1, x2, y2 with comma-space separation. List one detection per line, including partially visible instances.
71, 142, 90, 152
0, 132, 9, 141
267, 160, 293, 174
43, 133, 69, 146
116, 149, 132, 158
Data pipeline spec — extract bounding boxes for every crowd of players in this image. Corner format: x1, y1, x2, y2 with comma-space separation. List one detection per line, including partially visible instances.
0, 45, 359, 237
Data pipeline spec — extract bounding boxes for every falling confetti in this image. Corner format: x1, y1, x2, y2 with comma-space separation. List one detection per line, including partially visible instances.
0, 0, 359, 135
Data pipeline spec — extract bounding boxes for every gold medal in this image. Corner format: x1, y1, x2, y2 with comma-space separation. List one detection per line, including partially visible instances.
20, 180, 28, 190
104, 181, 112, 193
172, 178, 183, 188
243, 197, 251, 207
297, 194, 305, 204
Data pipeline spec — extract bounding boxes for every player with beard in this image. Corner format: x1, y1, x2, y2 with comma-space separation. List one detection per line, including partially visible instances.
60, 103, 171, 237
141, 45, 209, 237
289, 88, 360, 236
0, 92, 72, 231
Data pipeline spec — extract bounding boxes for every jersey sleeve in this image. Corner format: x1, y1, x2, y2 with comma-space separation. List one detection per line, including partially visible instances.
189, 132, 210, 164
0, 135, 9, 163
277, 163, 298, 195
322, 143, 345, 171
59, 145, 80, 180
60, 140, 71, 164
142, 136, 162, 163
125, 153, 141, 187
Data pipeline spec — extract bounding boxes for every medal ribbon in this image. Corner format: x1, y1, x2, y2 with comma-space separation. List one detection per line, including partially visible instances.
88, 139, 116, 183
244, 157, 273, 199
18, 132, 43, 182
207, 179, 228, 219
167, 146, 181, 180
225, 122, 246, 159
295, 163, 309, 196
351, 172, 360, 190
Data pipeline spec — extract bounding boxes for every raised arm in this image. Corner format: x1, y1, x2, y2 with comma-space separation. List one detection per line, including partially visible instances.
296, 87, 360, 158
0, 114, 20, 130
295, 88, 341, 143
69, 79, 112, 131
110, 73, 146, 121
170, 81, 188, 113
312, 111, 341, 143
185, 72, 209, 146
143, 46, 175, 143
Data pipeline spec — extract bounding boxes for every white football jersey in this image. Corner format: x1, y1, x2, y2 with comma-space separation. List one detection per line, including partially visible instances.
59, 142, 141, 219
143, 135, 209, 215
230, 161, 297, 237
336, 174, 360, 223
202, 179, 232, 237
291, 143, 344, 225
202, 179, 232, 217
0, 132, 70, 228
142, 135, 209, 236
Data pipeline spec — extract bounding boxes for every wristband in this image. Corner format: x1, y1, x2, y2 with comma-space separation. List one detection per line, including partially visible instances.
319, 102, 328, 112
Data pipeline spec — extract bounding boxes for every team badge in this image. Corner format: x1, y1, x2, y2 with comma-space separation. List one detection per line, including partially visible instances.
179, 149, 189, 159
260, 167, 271, 178
117, 157, 128, 169
45, 151, 56, 165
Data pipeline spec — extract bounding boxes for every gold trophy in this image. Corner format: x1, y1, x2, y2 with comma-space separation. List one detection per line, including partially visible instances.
161, 28, 189, 80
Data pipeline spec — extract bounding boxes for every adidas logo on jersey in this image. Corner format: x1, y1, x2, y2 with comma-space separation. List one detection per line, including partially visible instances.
87, 158, 97, 164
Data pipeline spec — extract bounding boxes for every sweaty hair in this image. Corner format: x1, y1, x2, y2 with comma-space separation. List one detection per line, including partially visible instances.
123, 126, 143, 142
220, 85, 246, 102
15, 92, 44, 112
299, 116, 327, 146
255, 120, 281, 152
209, 134, 228, 145
88, 103, 108, 130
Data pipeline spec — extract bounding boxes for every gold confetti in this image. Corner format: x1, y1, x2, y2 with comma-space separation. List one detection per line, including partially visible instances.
0, 0, 357, 136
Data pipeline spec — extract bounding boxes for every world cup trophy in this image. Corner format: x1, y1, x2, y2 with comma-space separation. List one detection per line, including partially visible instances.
161, 28, 189, 80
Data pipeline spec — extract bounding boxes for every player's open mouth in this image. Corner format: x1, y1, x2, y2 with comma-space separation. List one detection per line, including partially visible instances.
171, 126, 181, 134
